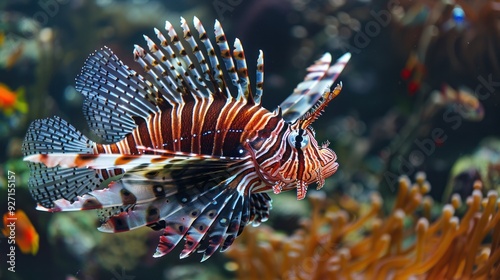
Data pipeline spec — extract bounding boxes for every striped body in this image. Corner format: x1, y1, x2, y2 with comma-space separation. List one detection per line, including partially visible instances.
22, 17, 350, 261
101, 98, 279, 158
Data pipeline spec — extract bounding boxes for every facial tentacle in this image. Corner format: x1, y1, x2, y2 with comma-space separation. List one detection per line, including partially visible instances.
315, 168, 325, 190
296, 180, 308, 200
300, 83, 343, 129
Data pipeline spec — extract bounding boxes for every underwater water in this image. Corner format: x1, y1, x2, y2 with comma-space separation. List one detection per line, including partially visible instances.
0, 0, 499, 279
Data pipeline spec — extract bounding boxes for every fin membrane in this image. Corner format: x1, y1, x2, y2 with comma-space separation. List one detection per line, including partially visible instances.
76, 47, 158, 143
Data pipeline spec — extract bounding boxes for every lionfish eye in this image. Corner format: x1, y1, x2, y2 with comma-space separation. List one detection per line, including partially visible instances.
288, 129, 310, 149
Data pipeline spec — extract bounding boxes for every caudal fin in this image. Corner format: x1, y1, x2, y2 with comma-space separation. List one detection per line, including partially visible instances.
22, 116, 106, 208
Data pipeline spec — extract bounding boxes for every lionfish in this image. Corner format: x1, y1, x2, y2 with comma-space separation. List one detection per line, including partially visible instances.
22, 17, 350, 261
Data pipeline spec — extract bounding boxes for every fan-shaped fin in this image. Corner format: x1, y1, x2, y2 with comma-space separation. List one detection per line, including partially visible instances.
76, 47, 159, 142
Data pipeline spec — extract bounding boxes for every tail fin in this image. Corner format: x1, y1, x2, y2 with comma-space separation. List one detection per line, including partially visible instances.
22, 116, 105, 208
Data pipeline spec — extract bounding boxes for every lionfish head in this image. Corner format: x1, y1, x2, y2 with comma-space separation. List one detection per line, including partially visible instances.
276, 84, 342, 200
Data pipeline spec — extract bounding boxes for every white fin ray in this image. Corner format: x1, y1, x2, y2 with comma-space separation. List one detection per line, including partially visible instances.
233, 38, 251, 101
182, 17, 212, 89
214, 20, 244, 100
193, 17, 230, 98
192, 192, 243, 261
163, 21, 204, 98
133, 44, 183, 104
168, 18, 208, 96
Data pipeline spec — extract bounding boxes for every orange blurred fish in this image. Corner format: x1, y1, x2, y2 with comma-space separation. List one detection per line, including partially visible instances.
2, 210, 39, 255
0, 83, 28, 116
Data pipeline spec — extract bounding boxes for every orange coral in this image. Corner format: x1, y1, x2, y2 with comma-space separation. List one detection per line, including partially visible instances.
225, 173, 500, 279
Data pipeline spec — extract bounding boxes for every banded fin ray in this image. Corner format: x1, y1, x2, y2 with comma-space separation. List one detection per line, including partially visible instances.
152, 175, 263, 260
180, 17, 213, 92
255, 50, 264, 104
181, 173, 262, 259
280, 52, 351, 122
214, 20, 245, 101
278, 53, 332, 121
76, 47, 159, 143
233, 38, 252, 102
165, 19, 207, 96
22, 116, 94, 156
93, 165, 270, 261
179, 188, 240, 260
248, 192, 272, 226
133, 17, 264, 105
133, 40, 184, 105
190, 181, 271, 260
193, 17, 229, 98
137, 32, 204, 103
95, 186, 228, 234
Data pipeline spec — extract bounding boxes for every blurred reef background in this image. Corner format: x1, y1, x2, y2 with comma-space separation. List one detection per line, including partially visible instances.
0, 0, 499, 279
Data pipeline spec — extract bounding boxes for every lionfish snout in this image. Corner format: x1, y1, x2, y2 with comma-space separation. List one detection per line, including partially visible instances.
292, 147, 338, 200
271, 125, 340, 200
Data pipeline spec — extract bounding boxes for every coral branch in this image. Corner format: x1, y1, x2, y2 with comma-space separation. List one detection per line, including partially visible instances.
226, 175, 499, 279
